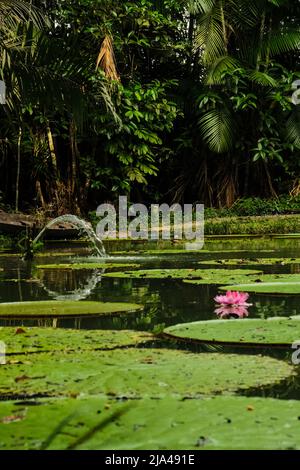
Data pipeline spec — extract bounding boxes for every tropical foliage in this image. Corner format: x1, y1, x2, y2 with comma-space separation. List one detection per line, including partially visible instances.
0, 0, 299, 213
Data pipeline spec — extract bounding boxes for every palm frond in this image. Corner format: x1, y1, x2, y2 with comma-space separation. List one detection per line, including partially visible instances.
206, 55, 240, 84
263, 30, 300, 56
195, 7, 225, 64
188, 0, 216, 14
286, 108, 300, 148
198, 105, 234, 153
96, 35, 120, 81
0, 0, 47, 29
248, 70, 278, 87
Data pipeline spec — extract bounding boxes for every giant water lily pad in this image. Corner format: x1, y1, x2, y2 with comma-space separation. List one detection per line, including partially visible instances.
198, 258, 300, 266
0, 347, 293, 398
164, 318, 300, 346
0, 253, 77, 258
36, 252, 77, 257
0, 301, 143, 318
0, 328, 154, 354
273, 234, 300, 239
36, 263, 140, 270
1, 395, 300, 450
102, 269, 262, 284
220, 274, 300, 295
112, 249, 274, 256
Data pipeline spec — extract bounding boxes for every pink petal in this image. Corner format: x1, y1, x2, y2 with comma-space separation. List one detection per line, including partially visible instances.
214, 291, 252, 307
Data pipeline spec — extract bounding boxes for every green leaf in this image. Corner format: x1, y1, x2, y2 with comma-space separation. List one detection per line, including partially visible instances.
198, 107, 234, 153
102, 268, 263, 284
0, 348, 292, 398
0, 328, 153, 355
2, 395, 300, 449
0, 301, 143, 318
164, 317, 300, 346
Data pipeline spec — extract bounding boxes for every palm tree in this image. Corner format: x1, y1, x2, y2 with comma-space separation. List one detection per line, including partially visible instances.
0, 1, 120, 212
0, 1, 46, 210
185, 0, 300, 204
189, 0, 300, 153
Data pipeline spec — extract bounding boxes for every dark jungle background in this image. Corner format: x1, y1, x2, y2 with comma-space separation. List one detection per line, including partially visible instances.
0, 0, 299, 217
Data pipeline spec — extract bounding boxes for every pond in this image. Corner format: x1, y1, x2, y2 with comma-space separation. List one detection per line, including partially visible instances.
0, 236, 300, 449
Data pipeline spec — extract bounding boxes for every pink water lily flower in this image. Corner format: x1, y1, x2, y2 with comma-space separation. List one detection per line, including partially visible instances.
215, 305, 249, 319
214, 290, 252, 307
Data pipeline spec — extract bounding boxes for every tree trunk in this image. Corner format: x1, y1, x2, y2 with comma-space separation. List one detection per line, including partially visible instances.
15, 126, 22, 212
220, 1, 228, 53
36, 180, 46, 208
46, 121, 60, 210
46, 122, 58, 175
69, 120, 81, 214
70, 120, 79, 196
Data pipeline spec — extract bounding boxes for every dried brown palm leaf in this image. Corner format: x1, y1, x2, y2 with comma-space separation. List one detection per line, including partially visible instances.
96, 35, 120, 81
290, 179, 300, 197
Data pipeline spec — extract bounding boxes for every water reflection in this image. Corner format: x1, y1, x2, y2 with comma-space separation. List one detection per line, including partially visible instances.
215, 305, 249, 319
0, 237, 300, 330
37, 268, 103, 301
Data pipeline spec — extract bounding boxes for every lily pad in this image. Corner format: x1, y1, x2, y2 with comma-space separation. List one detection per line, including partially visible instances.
220, 274, 300, 294
0, 301, 143, 318
0, 253, 78, 258
1, 395, 300, 450
36, 263, 140, 270
112, 249, 273, 256
164, 318, 300, 346
0, 254, 20, 257
102, 269, 263, 285
0, 328, 154, 354
273, 234, 300, 239
0, 348, 292, 398
198, 258, 300, 266
36, 252, 78, 257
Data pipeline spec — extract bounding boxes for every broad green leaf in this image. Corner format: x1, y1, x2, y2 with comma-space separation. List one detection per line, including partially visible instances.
2, 395, 300, 450
102, 268, 263, 284
221, 275, 300, 294
0, 327, 154, 354
36, 263, 140, 270
0, 301, 143, 318
164, 317, 300, 346
0, 348, 292, 398
198, 258, 300, 266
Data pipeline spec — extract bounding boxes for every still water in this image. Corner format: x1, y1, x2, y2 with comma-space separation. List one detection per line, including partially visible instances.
0, 236, 300, 400
0, 237, 299, 331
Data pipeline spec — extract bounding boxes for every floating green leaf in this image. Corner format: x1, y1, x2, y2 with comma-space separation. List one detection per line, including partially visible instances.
0, 347, 292, 398
198, 258, 300, 266
111, 249, 273, 256
0, 301, 143, 318
36, 252, 77, 257
36, 263, 140, 270
1, 395, 300, 450
273, 234, 300, 239
0, 328, 154, 354
164, 317, 300, 346
103, 269, 262, 284
220, 274, 300, 294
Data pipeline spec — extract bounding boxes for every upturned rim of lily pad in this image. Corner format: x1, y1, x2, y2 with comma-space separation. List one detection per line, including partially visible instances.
163, 317, 300, 348
0, 300, 144, 318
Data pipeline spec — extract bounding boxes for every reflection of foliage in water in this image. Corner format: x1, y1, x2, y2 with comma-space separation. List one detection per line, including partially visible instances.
36, 268, 103, 301
254, 300, 295, 319
100, 277, 215, 331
